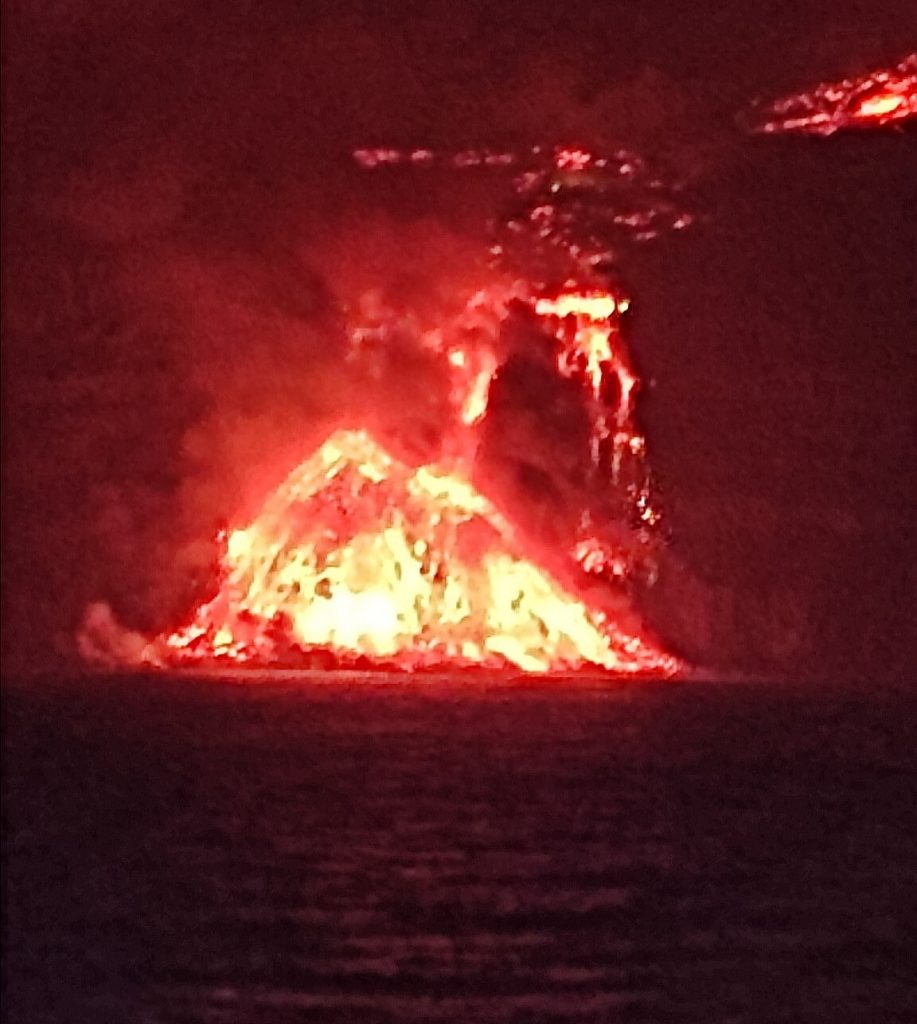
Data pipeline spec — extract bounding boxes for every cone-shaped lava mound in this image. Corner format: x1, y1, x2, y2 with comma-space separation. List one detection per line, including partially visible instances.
151, 429, 675, 674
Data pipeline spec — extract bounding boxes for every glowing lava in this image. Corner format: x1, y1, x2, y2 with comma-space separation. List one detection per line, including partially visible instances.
535, 289, 635, 417
150, 429, 674, 674
746, 53, 917, 136
530, 285, 661, 586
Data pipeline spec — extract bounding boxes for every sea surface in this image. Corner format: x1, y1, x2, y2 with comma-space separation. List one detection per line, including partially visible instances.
3, 674, 916, 1023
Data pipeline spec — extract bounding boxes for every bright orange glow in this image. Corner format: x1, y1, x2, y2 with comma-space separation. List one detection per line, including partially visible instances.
531, 285, 661, 585
457, 350, 498, 426
748, 53, 916, 135
77, 271, 671, 672
535, 293, 618, 321
151, 429, 675, 674
536, 286, 640, 443
420, 289, 514, 431
854, 91, 905, 118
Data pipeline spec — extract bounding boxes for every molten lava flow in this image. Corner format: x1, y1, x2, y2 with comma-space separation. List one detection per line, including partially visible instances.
422, 287, 518, 432
746, 53, 917, 136
533, 285, 661, 582
536, 289, 635, 415
447, 345, 498, 426
536, 288, 646, 478
152, 429, 674, 673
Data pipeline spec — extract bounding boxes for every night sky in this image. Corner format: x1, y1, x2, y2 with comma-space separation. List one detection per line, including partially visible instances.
3, 0, 915, 677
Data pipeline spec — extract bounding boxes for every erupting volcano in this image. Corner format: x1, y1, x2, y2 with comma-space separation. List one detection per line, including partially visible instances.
83, 141, 691, 676
139, 275, 677, 675
152, 428, 674, 673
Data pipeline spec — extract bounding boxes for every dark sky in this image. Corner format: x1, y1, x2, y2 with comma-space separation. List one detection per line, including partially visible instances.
2, 0, 915, 676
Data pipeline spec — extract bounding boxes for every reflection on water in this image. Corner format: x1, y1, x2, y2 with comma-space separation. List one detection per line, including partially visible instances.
4, 675, 916, 1022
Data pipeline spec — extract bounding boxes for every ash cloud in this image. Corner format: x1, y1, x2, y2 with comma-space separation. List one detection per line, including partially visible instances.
4, 0, 916, 676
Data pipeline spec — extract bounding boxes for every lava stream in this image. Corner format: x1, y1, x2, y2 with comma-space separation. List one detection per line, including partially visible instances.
746, 53, 917, 136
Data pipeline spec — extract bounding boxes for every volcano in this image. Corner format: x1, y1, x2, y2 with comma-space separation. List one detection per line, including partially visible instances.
81, 143, 688, 677
150, 428, 675, 674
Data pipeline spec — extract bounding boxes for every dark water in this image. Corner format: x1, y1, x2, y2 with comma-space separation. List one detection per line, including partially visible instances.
4, 675, 916, 1023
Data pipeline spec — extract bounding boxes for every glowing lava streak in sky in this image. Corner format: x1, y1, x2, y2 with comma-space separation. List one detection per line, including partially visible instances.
746, 53, 917, 136
151, 430, 675, 674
